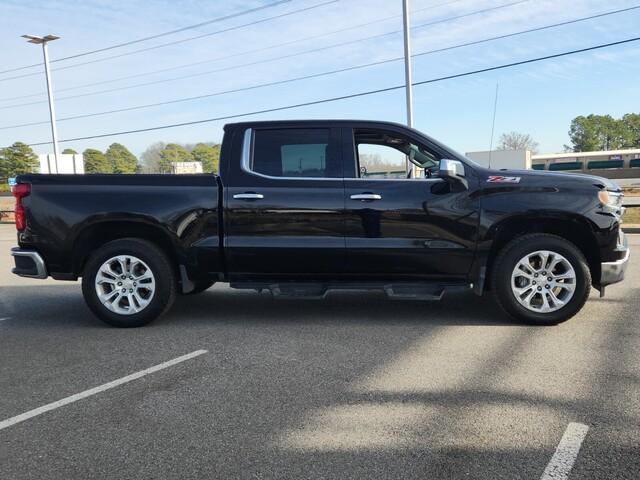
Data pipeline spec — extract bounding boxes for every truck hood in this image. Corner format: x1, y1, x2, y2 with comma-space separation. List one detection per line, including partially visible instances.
482, 168, 622, 191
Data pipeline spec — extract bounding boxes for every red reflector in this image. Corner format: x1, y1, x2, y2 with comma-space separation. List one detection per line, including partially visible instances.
15, 205, 26, 231
11, 183, 30, 231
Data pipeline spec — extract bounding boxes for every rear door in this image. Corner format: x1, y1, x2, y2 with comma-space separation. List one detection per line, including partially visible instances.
224, 125, 345, 280
342, 125, 479, 281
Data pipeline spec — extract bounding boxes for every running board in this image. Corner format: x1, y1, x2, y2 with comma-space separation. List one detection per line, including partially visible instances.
229, 282, 470, 300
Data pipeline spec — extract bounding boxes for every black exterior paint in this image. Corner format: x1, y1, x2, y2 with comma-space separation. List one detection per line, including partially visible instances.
14, 120, 625, 291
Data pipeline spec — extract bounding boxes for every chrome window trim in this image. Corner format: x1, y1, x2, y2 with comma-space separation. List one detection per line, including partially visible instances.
240, 128, 341, 182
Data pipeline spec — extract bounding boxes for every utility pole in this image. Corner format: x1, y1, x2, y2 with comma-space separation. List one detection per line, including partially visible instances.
22, 34, 61, 172
401, 0, 414, 176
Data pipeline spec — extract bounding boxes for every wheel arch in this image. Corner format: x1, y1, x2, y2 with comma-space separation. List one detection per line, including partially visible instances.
71, 219, 181, 278
484, 213, 600, 291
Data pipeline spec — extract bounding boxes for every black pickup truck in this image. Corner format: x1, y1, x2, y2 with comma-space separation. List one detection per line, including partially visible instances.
10, 120, 629, 327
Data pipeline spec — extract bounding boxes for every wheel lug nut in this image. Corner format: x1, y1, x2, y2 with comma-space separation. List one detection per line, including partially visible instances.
532, 281, 536, 285
547, 277, 552, 281
133, 282, 137, 286
121, 288, 126, 292
537, 286, 542, 291
534, 273, 538, 278
129, 289, 133, 293
117, 282, 122, 286
121, 275, 125, 279
545, 284, 550, 289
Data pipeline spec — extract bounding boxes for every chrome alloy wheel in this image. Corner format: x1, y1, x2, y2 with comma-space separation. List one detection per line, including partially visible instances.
94, 255, 156, 315
510, 250, 576, 313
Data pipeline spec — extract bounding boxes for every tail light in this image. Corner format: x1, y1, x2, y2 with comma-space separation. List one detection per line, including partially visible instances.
11, 183, 30, 231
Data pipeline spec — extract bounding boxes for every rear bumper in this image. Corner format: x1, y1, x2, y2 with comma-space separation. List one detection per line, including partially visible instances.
11, 248, 48, 279
599, 230, 630, 287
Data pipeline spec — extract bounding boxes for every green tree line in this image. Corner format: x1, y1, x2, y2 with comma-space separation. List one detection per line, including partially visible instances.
1, 141, 220, 186
567, 113, 640, 152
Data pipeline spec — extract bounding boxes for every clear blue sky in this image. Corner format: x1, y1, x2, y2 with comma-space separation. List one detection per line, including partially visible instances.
0, 0, 639, 158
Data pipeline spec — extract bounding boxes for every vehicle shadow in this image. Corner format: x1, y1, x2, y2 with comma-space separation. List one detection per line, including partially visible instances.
0, 284, 516, 328
172, 286, 515, 327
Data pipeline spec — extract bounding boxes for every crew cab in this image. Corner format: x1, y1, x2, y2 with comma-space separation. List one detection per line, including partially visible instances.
10, 120, 630, 327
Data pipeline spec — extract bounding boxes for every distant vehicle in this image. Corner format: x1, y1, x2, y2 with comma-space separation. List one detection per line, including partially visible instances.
10, 120, 630, 327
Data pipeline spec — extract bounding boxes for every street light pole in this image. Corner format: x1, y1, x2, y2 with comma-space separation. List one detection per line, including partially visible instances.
401, 0, 415, 176
22, 34, 61, 172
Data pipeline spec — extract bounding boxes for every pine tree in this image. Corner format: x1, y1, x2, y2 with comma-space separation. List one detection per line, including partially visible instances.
0, 141, 39, 180
191, 143, 220, 173
105, 143, 138, 174
158, 143, 192, 173
83, 148, 112, 173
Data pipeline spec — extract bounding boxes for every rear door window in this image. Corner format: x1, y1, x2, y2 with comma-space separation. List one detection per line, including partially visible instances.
251, 129, 340, 178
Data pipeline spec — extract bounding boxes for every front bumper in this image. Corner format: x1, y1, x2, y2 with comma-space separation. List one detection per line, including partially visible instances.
11, 248, 48, 279
599, 230, 630, 287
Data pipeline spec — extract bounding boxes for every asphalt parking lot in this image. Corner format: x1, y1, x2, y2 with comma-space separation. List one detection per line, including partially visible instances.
1, 223, 638, 479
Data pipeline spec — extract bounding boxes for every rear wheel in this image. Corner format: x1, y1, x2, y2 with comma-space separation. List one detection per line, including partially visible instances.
81, 239, 176, 327
492, 234, 591, 325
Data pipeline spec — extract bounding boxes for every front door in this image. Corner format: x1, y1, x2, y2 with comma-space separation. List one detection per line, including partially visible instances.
224, 125, 345, 280
342, 126, 479, 281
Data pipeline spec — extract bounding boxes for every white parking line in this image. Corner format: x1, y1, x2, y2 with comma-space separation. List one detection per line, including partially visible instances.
0, 349, 208, 431
0, 317, 10, 322
540, 422, 589, 480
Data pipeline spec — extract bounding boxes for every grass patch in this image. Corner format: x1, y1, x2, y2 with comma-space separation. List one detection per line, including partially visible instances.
624, 206, 640, 224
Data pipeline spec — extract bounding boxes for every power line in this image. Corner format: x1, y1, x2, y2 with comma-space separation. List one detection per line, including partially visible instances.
20, 35, 640, 147
0, 0, 293, 75
0, 0, 528, 106
0, 59, 402, 130
0, 0, 468, 102
1, 2, 636, 124
0, 0, 340, 83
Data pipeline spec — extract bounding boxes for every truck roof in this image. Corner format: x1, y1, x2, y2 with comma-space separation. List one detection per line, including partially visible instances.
225, 119, 416, 130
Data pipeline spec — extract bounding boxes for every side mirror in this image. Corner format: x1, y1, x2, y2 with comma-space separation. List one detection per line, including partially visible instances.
438, 159, 468, 190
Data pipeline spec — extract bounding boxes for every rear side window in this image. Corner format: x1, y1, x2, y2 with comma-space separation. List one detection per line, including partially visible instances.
251, 129, 340, 178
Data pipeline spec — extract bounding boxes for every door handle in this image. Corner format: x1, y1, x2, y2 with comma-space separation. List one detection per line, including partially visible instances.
350, 193, 382, 201
233, 193, 264, 200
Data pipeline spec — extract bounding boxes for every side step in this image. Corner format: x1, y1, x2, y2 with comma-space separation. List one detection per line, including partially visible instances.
229, 282, 470, 300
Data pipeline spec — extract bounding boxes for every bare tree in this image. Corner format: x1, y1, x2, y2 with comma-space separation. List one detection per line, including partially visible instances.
140, 142, 166, 173
497, 131, 539, 154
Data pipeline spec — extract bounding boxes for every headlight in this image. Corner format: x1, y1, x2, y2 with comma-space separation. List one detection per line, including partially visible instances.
598, 190, 623, 212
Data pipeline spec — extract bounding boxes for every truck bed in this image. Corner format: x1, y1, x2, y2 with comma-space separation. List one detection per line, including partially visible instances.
16, 173, 222, 283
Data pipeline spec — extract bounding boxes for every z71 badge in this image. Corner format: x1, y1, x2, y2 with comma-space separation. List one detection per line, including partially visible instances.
487, 175, 521, 183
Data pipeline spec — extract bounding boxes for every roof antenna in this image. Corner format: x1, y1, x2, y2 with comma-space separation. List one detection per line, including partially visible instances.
488, 81, 499, 169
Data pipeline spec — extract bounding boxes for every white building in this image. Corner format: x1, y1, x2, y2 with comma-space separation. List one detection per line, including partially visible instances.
172, 161, 203, 174
39, 153, 84, 174
465, 149, 531, 170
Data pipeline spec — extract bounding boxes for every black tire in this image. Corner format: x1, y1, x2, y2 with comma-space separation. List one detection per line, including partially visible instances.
183, 280, 215, 295
81, 238, 176, 327
492, 233, 591, 325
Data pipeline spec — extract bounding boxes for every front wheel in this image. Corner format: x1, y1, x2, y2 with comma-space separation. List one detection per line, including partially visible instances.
492, 234, 591, 325
81, 238, 176, 327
